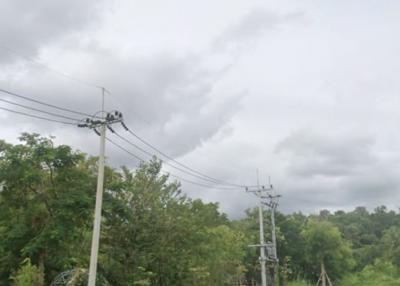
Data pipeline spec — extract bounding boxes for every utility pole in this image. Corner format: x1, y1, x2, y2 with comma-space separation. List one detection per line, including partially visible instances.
87, 121, 105, 286
78, 89, 126, 286
259, 196, 267, 286
262, 192, 281, 285
247, 182, 273, 286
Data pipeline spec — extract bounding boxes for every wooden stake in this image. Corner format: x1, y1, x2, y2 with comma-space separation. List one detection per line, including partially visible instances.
316, 261, 333, 286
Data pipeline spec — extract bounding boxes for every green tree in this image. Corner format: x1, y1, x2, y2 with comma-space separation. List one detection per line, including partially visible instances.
301, 219, 354, 282
0, 134, 96, 284
193, 225, 247, 285
340, 259, 400, 286
101, 159, 243, 285
380, 226, 400, 267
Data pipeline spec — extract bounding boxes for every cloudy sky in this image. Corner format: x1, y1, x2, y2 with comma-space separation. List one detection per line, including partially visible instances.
1, 0, 400, 218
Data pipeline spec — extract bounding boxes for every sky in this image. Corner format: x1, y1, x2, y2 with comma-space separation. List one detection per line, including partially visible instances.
1, 0, 400, 218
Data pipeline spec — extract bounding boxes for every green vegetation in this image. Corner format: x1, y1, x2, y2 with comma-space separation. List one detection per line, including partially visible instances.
287, 281, 310, 286
301, 219, 354, 280
1, 133, 400, 285
11, 259, 44, 286
340, 260, 400, 286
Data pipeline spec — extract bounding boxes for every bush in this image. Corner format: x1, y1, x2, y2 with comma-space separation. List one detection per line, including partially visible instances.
287, 280, 311, 286
340, 260, 400, 286
11, 258, 44, 286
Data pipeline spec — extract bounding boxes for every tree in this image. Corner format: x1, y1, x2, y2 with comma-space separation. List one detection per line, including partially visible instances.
301, 219, 354, 282
380, 226, 400, 267
101, 159, 244, 286
276, 212, 308, 281
0, 134, 96, 284
193, 225, 247, 285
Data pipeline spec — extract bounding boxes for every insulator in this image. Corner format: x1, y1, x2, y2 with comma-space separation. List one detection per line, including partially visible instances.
121, 121, 129, 130
107, 125, 115, 133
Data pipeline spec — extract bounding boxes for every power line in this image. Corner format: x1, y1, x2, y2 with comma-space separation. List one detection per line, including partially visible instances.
124, 128, 245, 188
0, 106, 77, 125
0, 102, 243, 190
0, 87, 99, 118
0, 45, 105, 91
106, 137, 242, 190
105, 137, 143, 162
168, 173, 240, 190
0, 97, 81, 121
112, 131, 241, 188
0, 87, 245, 189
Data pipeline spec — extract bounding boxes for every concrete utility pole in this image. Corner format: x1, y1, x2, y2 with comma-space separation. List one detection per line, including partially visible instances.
247, 182, 274, 286
262, 192, 281, 284
78, 89, 126, 286
258, 197, 268, 286
87, 122, 106, 286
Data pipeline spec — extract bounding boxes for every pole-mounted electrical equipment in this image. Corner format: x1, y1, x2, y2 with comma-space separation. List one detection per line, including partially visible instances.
246, 179, 281, 286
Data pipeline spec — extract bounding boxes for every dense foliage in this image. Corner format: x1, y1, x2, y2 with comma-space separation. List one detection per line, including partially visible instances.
1, 134, 400, 285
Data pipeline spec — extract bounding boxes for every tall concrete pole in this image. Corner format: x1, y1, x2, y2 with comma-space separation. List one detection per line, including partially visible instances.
270, 204, 278, 285
258, 199, 268, 286
88, 123, 106, 286
256, 169, 267, 286
88, 124, 106, 286
271, 205, 277, 260
88, 89, 106, 286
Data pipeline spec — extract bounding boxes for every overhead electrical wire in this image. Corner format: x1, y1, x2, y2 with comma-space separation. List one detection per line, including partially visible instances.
0, 45, 105, 91
124, 128, 245, 188
105, 137, 143, 162
0, 88, 96, 118
0, 86, 246, 190
0, 46, 248, 190
1, 45, 160, 128
0, 106, 77, 125
0, 96, 244, 190
0, 49, 245, 185
0, 97, 81, 122
106, 137, 243, 190
112, 131, 242, 189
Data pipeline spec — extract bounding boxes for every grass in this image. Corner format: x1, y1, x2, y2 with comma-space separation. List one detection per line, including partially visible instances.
287, 281, 311, 286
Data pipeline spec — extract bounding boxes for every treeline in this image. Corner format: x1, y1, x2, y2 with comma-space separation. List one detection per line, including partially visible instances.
0, 134, 400, 285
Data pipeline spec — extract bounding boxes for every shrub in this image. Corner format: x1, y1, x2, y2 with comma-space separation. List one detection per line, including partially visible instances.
11, 258, 44, 286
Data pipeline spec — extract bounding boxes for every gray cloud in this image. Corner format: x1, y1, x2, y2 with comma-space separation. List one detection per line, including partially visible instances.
338, 161, 400, 203
0, 0, 103, 63
1, 1, 400, 218
279, 162, 400, 215
275, 130, 400, 214
276, 131, 376, 178
0, 4, 292, 161
0, 49, 244, 160
213, 8, 302, 52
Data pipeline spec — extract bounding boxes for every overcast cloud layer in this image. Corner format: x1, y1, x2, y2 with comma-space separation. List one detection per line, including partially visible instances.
1, 0, 400, 218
